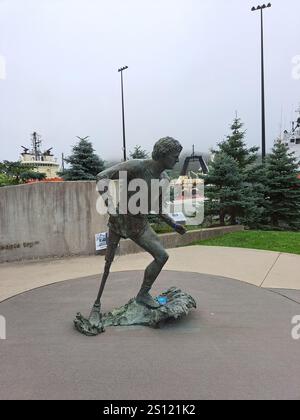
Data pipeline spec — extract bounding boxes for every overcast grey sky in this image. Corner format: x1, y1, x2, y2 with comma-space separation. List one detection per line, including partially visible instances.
0, 0, 299, 163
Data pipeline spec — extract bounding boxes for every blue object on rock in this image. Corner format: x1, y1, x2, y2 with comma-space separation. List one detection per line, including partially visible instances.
157, 296, 168, 305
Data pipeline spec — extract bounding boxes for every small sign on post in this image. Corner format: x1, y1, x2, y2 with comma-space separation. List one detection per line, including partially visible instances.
95, 232, 109, 251
168, 212, 187, 225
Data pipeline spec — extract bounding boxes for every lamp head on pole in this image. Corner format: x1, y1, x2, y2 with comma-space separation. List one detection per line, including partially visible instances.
251, 3, 271, 11
118, 66, 128, 72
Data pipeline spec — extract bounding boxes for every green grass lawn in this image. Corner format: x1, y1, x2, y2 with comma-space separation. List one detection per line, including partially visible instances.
190, 230, 300, 255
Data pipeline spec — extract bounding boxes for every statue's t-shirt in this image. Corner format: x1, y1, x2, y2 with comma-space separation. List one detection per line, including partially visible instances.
97, 160, 169, 239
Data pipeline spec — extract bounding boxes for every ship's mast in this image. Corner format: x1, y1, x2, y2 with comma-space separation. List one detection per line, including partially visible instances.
31, 132, 42, 161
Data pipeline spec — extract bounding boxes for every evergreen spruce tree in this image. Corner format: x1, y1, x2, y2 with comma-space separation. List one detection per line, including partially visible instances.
206, 117, 264, 226
264, 141, 300, 230
204, 153, 244, 225
240, 162, 268, 228
61, 137, 105, 181
129, 145, 149, 159
214, 117, 259, 170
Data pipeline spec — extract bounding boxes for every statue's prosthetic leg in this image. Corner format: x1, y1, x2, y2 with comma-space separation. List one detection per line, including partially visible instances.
88, 229, 121, 327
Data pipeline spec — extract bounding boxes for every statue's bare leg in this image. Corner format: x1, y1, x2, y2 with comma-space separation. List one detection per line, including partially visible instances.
132, 224, 169, 308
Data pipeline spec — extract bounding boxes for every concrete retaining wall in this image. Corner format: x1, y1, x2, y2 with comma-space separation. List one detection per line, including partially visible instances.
0, 182, 108, 263
0, 182, 244, 263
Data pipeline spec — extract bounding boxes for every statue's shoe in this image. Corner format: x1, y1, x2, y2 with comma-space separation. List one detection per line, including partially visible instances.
136, 292, 160, 309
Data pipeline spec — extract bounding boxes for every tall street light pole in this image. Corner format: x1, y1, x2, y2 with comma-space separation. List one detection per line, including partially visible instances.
251, 3, 271, 161
118, 65, 128, 161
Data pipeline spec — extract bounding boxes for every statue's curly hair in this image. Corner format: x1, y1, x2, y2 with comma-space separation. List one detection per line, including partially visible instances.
152, 137, 183, 161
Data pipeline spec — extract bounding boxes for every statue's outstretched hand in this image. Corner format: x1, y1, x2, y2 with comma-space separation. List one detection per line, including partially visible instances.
174, 224, 187, 235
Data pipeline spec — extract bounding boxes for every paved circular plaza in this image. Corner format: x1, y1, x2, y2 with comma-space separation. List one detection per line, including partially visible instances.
0, 270, 299, 400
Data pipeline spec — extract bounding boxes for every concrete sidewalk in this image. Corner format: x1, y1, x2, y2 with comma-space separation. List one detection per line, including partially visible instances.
0, 245, 299, 302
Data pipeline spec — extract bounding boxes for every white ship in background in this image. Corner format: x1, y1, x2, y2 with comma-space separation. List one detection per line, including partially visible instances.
282, 106, 300, 163
20, 132, 60, 179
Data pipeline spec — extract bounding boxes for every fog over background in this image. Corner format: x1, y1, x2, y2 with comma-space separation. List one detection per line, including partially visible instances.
0, 0, 299, 163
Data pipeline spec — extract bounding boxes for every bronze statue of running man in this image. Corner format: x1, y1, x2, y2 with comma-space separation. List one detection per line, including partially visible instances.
87, 137, 186, 329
